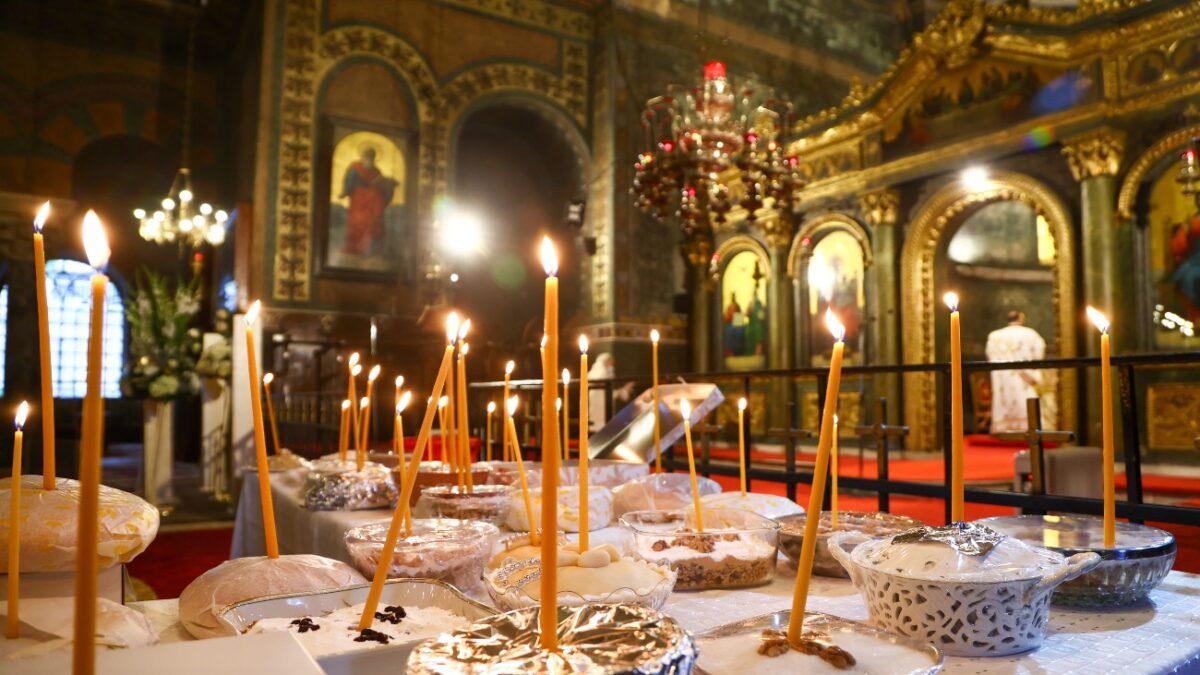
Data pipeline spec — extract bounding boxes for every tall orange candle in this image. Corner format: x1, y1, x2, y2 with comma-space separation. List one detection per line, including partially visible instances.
507, 396, 538, 545
578, 336, 589, 551
831, 415, 840, 529
7, 401, 29, 639
358, 314, 457, 630
394, 392, 412, 529
393, 375, 404, 417
437, 396, 449, 464
359, 365, 381, 461
945, 292, 964, 522
356, 397, 369, 470
561, 368, 571, 462
458, 341, 472, 490
788, 309, 846, 648
243, 301, 279, 559
680, 398, 704, 532
262, 373, 281, 455
485, 401, 496, 462
1088, 307, 1116, 547
32, 202, 55, 490
737, 398, 748, 496
347, 353, 361, 449
539, 237, 560, 651
502, 361, 514, 461
337, 399, 351, 462
74, 211, 109, 675
651, 329, 662, 473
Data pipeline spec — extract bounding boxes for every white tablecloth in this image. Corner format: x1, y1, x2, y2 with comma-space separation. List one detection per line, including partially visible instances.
226, 471, 1200, 673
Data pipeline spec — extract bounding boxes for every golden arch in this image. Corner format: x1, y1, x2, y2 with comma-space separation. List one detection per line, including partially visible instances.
899, 170, 1077, 449
1117, 123, 1200, 221
714, 234, 770, 274
787, 213, 874, 277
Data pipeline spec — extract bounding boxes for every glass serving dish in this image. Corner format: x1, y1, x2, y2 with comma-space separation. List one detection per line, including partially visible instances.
488, 459, 651, 489
977, 514, 1176, 607
484, 546, 677, 611
421, 484, 514, 525
343, 518, 499, 595
394, 461, 492, 506
304, 464, 397, 511
503, 484, 614, 533
620, 508, 779, 590
694, 609, 943, 675
776, 511, 924, 578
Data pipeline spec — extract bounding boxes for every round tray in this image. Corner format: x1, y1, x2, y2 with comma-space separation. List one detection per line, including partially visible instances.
978, 514, 1176, 606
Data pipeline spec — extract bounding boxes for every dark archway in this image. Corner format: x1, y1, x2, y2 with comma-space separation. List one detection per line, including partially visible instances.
451, 104, 585, 377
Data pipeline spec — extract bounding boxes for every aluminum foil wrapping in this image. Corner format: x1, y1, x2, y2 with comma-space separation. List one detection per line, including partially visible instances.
303, 464, 397, 511
892, 521, 1005, 556
406, 603, 697, 675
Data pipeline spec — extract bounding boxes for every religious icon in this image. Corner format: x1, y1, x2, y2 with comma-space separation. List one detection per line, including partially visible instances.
808, 230, 865, 366
720, 250, 767, 371
1148, 161, 1200, 349
318, 118, 414, 278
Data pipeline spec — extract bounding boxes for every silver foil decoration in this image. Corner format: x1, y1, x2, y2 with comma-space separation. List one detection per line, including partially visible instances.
406, 603, 697, 674
303, 465, 397, 511
589, 383, 724, 465
891, 522, 1006, 557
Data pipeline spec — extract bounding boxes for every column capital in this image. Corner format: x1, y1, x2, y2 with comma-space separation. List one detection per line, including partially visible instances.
759, 213, 795, 251
1061, 128, 1126, 181
857, 189, 901, 227
679, 228, 714, 269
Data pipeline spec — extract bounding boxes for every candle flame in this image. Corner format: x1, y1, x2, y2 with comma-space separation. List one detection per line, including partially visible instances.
738, 397, 747, 411
1086, 306, 1110, 334
680, 398, 692, 420
487, 401, 496, 414
397, 391, 412, 413
15, 401, 30, 429
349, 352, 360, 367
562, 368, 570, 385
943, 291, 959, 312
263, 372, 274, 386
507, 395, 519, 417
556, 398, 562, 411
461, 342, 470, 356
650, 329, 660, 344
394, 375, 404, 388
446, 312, 460, 344
367, 365, 381, 382
540, 236, 558, 276
438, 396, 448, 408
359, 396, 369, 409
82, 210, 110, 270
341, 399, 351, 411
834, 414, 839, 425
540, 334, 547, 349
578, 335, 589, 354
505, 360, 515, 375
824, 308, 845, 342
245, 300, 261, 326
351, 364, 362, 377
34, 201, 49, 233
459, 318, 472, 341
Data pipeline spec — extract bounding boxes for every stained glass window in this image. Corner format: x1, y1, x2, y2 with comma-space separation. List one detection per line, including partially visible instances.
46, 260, 124, 398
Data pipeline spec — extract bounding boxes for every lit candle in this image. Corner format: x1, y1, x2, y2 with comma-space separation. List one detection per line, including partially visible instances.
262, 373, 281, 455
578, 336, 590, 552
74, 211, 109, 674
539, 236, 560, 651
945, 292, 964, 522
394, 375, 404, 415
680, 398, 704, 533
651, 329, 662, 473
395, 392, 412, 530
737, 398, 748, 496
507, 396, 538, 546
358, 314, 458, 630
1088, 307, 1116, 547
458, 340, 472, 491
485, 401, 496, 462
561, 368, 571, 462
788, 309, 846, 648
356, 397, 369, 470
502, 361, 514, 461
359, 365, 381, 464
446, 344, 458, 481
338, 399, 351, 462
347, 353, 361, 449
437, 396, 449, 465
831, 415, 840, 529
32, 202, 55, 490
7, 401, 29, 639
243, 301, 279, 560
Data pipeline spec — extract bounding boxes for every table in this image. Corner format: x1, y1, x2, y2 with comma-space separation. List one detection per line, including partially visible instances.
226, 472, 1200, 673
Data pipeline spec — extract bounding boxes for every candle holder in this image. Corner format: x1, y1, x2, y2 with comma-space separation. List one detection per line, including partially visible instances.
978, 514, 1175, 607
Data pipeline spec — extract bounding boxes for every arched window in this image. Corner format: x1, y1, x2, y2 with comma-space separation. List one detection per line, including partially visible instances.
46, 260, 124, 398
0, 283, 7, 397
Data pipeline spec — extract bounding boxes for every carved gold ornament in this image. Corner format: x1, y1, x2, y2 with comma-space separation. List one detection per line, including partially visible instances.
858, 189, 900, 228
1061, 129, 1126, 181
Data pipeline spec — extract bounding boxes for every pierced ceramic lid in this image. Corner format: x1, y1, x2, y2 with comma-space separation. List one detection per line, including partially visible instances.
851, 523, 1066, 583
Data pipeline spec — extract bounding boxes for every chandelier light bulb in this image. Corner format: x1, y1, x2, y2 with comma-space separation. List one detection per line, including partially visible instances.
162, 197, 175, 210
133, 208, 146, 219
179, 189, 193, 202
200, 203, 213, 215
215, 210, 228, 223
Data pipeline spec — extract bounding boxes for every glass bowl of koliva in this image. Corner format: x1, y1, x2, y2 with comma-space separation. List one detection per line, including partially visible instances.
620, 507, 779, 590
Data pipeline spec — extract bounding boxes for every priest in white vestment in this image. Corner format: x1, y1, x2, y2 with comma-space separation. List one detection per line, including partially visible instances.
985, 311, 1046, 433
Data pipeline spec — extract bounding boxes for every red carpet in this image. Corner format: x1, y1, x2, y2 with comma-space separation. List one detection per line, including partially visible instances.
127, 527, 233, 599
705, 443, 1015, 482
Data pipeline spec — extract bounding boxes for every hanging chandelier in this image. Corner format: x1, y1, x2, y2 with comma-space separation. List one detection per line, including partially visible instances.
633, 61, 803, 233
1178, 136, 1200, 212
134, 9, 229, 249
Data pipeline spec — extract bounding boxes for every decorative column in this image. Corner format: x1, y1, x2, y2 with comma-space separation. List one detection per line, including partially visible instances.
762, 213, 796, 430
859, 189, 902, 417
1062, 129, 1127, 444
681, 231, 715, 373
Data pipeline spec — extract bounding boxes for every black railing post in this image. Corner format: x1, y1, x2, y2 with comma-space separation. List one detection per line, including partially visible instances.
1118, 364, 1145, 522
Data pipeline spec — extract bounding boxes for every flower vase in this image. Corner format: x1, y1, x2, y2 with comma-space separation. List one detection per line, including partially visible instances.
143, 399, 177, 508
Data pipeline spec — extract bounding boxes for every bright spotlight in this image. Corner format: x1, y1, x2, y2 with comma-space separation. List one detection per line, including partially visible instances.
438, 204, 486, 256
960, 166, 990, 192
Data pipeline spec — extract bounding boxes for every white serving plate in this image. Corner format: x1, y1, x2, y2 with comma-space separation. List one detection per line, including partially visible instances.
218, 578, 495, 674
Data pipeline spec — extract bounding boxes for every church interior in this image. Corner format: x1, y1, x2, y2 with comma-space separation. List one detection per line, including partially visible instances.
1, 0, 1199, 671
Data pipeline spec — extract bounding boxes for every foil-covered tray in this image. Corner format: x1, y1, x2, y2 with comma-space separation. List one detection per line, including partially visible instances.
693, 610, 943, 675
